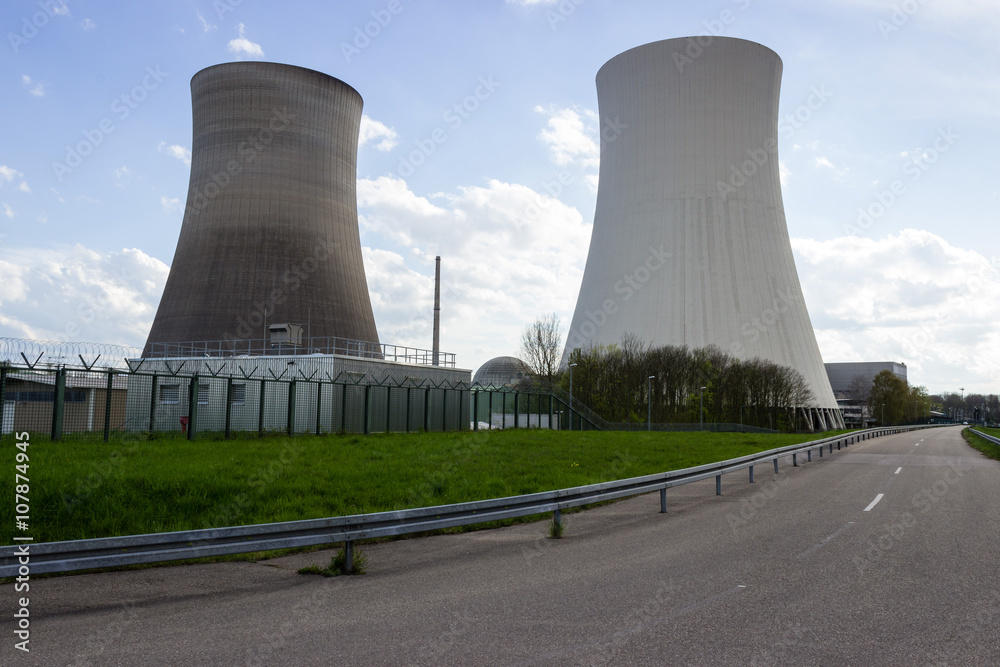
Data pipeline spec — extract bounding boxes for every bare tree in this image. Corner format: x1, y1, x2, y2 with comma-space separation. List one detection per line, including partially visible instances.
520, 314, 562, 385
846, 374, 872, 403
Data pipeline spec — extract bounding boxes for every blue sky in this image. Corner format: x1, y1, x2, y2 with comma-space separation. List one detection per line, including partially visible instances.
1, 0, 998, 394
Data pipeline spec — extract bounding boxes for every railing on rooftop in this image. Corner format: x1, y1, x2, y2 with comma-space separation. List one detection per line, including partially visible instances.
147, 337, 457, 368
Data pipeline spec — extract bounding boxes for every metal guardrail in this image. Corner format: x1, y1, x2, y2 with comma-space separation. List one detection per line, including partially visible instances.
0, 424, 946, 577
969, 427, 1000, 446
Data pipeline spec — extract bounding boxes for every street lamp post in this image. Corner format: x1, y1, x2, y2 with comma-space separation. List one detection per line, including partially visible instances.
647, 375, 655, 431
700, 386, 707, 431
569, 363, 578, 432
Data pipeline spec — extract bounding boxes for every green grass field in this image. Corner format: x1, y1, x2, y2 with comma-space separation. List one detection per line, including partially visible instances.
964, 425, 1000, 462
3, 429, 852, 545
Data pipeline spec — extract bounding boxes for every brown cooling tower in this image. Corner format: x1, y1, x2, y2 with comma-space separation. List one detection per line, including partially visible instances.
143, 62, 379, 355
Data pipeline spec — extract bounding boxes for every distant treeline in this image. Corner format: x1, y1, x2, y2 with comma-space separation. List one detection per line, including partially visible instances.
558, 336, 815, 431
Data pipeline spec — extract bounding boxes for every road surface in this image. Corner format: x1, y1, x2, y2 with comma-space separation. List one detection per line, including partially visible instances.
4, 425, 998, 665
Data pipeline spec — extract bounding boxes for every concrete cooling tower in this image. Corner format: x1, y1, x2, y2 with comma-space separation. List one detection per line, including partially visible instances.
564, 37, 843, 429
143, 62, 379, 356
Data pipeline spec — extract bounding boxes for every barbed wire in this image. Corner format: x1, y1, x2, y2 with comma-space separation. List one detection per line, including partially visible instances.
0, 337, 142, 369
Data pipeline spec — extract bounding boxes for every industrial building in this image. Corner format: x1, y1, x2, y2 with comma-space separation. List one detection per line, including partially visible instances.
563, 37, 844, 430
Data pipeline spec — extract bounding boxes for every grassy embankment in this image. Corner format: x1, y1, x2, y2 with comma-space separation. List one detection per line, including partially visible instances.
963, 425, 1000, 461
2, 429, 852, 546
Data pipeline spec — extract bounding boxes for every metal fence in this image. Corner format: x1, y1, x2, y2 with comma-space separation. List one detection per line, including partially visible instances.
0, 364, 476, 440
1, 366, 616, 441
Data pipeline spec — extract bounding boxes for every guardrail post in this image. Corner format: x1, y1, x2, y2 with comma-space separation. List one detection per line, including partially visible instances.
660, 488, 667, 512
807, 449, 812, 462
748, 465, 754, 483
103, 370, 114, 442
829, 442, 833, 454
51, 367, 66, 441
793, 452, 798, 467
716, 474, 722, 495
343, 540, 354, 574
819, 445, 823, 458
773, 459, 779, 474
837, 439, 841, 450
553, 508, 562, 528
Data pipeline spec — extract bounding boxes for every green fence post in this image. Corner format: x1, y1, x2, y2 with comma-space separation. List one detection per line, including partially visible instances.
315, 382, 322, 435
51, 367, 66, 441
406, 386, 412, 433
514, 391, 519, 429
340, 382, 348, 433
473, 390, 479, 431
363, 384, 371, 435
385, 385, 392, 433
442, 388, 448, 432
148, 373, 158, 433
424, 387, 430, 432
224, 377, 233, 438
258, 379, 266, 437
103, 370, 114, 442
187, 374, 199, 441
287, 379, 297, 437
0, 366, 7, 436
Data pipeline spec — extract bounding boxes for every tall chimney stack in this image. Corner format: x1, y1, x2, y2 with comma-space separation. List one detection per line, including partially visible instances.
432, 256, 441, 366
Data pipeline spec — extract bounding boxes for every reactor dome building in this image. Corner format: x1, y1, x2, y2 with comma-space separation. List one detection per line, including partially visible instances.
563, 38, 843, 430
143, 62, 380, 357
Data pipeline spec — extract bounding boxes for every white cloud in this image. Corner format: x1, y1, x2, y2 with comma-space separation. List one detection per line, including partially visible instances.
2, 203, 14, 219
534, 105, 600, 168
158, 142, 191, 166
113, 166, 132, 186
227, 23, 264, 59
793, 229, 1000, 393
357, 176, 591, 370
359, 115, 398, 152
0, 245, 169, 346
779, 160, 790, 186
196, 10, 216, 32
0, 165, 29, 193
160, 196, 182, 213
80, 18, 96, 31
21, 75, 45, 97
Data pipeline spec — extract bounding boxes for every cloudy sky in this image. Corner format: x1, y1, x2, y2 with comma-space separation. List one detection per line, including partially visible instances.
1, 0, 997, 394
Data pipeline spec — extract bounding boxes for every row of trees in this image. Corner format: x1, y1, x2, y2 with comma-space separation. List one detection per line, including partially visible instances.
521, 317, 816, 431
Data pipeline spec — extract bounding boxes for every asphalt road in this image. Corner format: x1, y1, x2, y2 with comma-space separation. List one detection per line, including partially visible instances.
4, 425, 999, 666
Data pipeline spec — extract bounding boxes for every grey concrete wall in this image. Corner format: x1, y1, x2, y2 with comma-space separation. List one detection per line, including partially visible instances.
564, 37, 842, 423
144, 62, 379, 353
